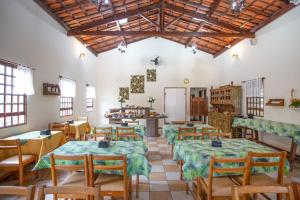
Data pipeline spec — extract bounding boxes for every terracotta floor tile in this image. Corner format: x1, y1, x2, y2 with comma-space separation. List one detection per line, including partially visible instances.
164, 165, 180, 172
150, 172, 166, 181
168, 180, 187, 191
148, 154, 162, 161
149, 160, 163, 165
149, 191, 173, 200
133, 181, 150, 192
150, 181, 170, 191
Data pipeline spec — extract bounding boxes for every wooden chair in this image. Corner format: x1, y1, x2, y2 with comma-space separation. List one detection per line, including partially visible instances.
232, 185, 295, 200
88, 154, 131, 200
49, 153, 89, 200
207, 132, 232, 139
48, 122, 73, 140
201, 127, 222, 140
197, 156, 250, 200
178, 127, 198, 140
94, 126, 113, 141
291, 181, 300, 199
0, 139, 37, 185
38, 185, 100, 200
0, 185, 35, 200
77, 116, 91, 140
116, 127, 139, 141
234, 151, 287, 200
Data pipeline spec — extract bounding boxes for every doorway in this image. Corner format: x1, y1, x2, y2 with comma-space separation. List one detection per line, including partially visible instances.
164, 87, 186, 124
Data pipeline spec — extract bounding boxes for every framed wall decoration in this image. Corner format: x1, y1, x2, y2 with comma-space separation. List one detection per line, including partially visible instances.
147, 69, 156, 82
119, 87, 129, 100
130, 75, 145, 93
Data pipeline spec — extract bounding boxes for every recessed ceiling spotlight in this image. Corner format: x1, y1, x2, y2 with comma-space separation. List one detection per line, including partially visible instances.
118, 18, 128, 25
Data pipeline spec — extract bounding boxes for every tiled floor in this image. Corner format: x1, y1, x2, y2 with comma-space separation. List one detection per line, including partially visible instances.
1, 134, 300, 200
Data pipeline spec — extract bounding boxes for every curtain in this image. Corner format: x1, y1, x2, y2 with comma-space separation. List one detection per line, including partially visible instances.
86, 86, 96, 99
59, 77, 76, 97
245, 78, 264, 97
14, 65, 35, 95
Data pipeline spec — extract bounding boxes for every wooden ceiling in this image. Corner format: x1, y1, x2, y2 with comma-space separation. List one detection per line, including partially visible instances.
34, 0, 295, 57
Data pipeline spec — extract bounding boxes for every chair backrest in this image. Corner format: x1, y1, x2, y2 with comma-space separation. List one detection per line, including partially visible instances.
38, 185, 100, 200
178, 127, 198, 140
248, 151, 286, 185
0, 185, 35, 200
94, 127, 113, 141
202, 127, 221, 139
232, 185, 295, 200
0, 139, 23, 166
116, 127, 138, 140
88, 154, 127, 195
207, 132, 232, 139
291, 181, 300, 199
207, 156, 250, 199
49, 122, 70, 134
77, 116, 88, 121
50, 153, 89, 186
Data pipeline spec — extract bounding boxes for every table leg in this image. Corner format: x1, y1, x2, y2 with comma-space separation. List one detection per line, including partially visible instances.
136, 174, 139, 198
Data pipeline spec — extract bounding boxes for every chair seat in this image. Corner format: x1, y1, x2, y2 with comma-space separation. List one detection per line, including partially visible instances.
94, 174, 125, 191
201, 177, 237, 197
237, 174, 280, 186
60, 171, 87, 186
0, 155, 35, 167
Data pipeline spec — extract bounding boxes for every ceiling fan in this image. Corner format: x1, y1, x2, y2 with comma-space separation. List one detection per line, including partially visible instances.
150, 56, 162, 67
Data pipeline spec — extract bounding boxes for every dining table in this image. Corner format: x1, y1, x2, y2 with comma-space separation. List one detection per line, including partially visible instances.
173, 138, 290, 181
69, 120, 90, 140
93, 124, 146, 141
0, 131, 66, 161
162, 124, 216, 145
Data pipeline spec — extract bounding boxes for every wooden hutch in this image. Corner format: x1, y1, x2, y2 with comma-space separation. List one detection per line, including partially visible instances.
208, 82, 241, 133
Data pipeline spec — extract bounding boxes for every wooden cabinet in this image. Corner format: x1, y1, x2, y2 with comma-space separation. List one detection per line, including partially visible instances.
208, 112, 235, 133
190, 97, 208, 117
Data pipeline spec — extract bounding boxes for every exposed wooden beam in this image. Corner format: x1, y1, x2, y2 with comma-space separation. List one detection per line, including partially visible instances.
68, 3, 160, 34
213, 3, 295, 58
165, 14, 184, 29
160, 0, 165, 31
68, 30, 255, 37
185, 21, 205, 47
140, 13, 160, 29
165, 3, 249, 33
176, 0, 210, 11
208, 0, 222, 17
33, 0, 98, 56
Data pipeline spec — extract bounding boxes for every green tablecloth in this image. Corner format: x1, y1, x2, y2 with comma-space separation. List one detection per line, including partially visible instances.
162, 124, 215, 145
93, 124, 145, 141
173, 139, 289, 181
232, 118, 300, 145
33, 141, 151, 177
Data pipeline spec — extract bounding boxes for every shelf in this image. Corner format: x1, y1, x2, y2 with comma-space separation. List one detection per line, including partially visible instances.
266, 99, 284, 107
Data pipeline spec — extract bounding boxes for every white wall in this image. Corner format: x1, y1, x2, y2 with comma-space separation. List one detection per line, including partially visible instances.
0, 0, 98, 138
212, 6, 300, 153
95, 38, 218, 125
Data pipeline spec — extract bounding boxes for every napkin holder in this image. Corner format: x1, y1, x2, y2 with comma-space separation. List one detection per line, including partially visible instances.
211, 140, 222, 147
67, 120, 74, 124
98, 140, 110, 148
187, 122, 194, 127
40, 129, 51, 135
121, 122, 128, 127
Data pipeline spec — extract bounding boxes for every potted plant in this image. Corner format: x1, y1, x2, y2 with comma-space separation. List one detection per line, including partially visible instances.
118, 96, 126, 108
148, 97, 155, 108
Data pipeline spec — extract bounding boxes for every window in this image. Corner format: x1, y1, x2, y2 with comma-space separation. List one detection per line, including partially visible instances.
245, 78, 264, 117
86, 98, 94, 112
0, 61, 27, 128
86, 85, 95, 112
59, 77, 76, 117
60, 97, 73, 117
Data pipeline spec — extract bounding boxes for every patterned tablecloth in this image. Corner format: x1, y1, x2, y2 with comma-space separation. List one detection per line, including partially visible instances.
69, 121, 90, 140
1, 131, 66, 160
232, 118, 300, 145
93, 124, 146, 141
162, 124, 215, 145
33, 141, 151, 178
173, 139, 290, 181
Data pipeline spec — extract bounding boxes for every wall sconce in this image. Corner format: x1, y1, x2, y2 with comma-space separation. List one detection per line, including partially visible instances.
79, 52, 86, 59
232, 52, 239, 60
